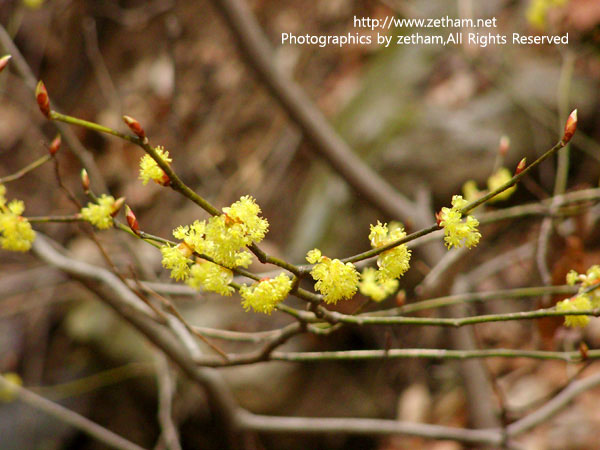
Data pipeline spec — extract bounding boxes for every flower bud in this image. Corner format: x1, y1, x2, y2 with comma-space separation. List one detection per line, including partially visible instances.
125, 205, 140, 235
35, 81, 50, 118
122, 115, 145, 139
158, 172, 171, 186
499, 135, 510, 157
177, 242, 193, 258
562, 109, 577, 144
111, 197, 125, 216
435, 210, 443, 227
515, 158, 526, 175
0, 55, 11, 74
80, 169, 90, 192
395, 289, 406, 306
580, 341, 589, 360
48, 134, 61, 156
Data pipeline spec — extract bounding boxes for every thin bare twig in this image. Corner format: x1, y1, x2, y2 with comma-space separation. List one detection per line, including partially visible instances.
0, 375, 146, 450
0, 24, 108, 193
209, 0, 418, 223
507, 370, 600, 436
154, 354, 182, 450
0, 154, 52, 183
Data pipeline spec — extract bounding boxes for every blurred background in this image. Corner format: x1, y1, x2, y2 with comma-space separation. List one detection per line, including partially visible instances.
1, 0, 600, 448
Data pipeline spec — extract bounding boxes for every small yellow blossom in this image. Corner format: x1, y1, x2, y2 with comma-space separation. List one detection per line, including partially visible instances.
566, 269, 580, 286
556, 295, 592, 328
171, 196, 268, 268
378, 246, 411, 281
139, 146, 171, 185
439, 195, 481, 250
0, 372, 23, 402
487, 167, 516, 202
306, 248, 322, 264
174, 220, 205, 250
222, 195, 269, 243
526, 0, 567, 29
202, 215, 253, 268
187, 260, 234, 296
0, 185, 35, 252
160, 244, 192, 281
566, 265, 600, 308
306, 249, 359, 304
359, 267, 399, 302
368, 221, 412, 281
240, 273, 293, 314
80, 194, 117, 230
462, 180, 482, 203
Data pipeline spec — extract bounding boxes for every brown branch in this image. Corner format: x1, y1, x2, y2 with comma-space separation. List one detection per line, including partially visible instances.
31, 233, 242, 444
209, 0, 418, 223
236, 411, 506, 447
0, 24, 108, 193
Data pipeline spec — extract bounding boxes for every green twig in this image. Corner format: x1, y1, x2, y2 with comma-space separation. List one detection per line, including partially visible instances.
0, 154, 52, 183
26, 214, 83, 223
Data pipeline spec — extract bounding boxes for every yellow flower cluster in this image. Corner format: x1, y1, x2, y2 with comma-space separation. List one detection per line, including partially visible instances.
526, 0, 567, 29
80, 194, 117, 230
0, 372, 23, 403
462, 180, 482, 203
438, 195, 481, 250
306, 249, 359, 304
487, 168, 516, 202
368, 221, 411, 281
556, 295, 593, 328
173, 196, 268, 269
139, 146, 171, 185
0, 185, 35, 252
240, 273, 293, 314
160, 243, 236, 296
557, 265, 600, 328
359, 267, 399, 302
187, 259, 234, 296
567, 265, 600, 304
160, 243, 193, 281
462, 167, 515, 204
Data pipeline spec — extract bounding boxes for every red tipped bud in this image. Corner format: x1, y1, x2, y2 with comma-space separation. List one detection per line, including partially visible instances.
435, 210, 443, 227
35, 80, 50, 118
499, 135, 510, 157
49, 134, 61, 156
125, 205, 140, 235
562, 109, 577, 144
0, 54, 11, 74
111, 197, 126, 216
122, 115, 145, 139
515, 157, 527, 175
80, 169, 90, 192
